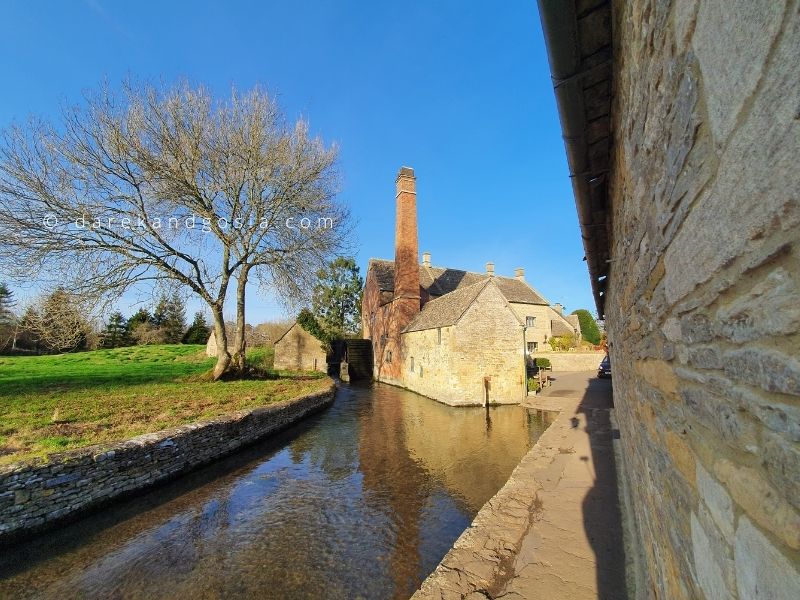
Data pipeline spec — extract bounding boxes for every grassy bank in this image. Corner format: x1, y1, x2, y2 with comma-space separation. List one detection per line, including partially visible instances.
0, 345, 330, 464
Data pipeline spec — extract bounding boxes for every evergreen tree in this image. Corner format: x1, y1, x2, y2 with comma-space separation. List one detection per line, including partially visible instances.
0, 282, 14, 324
0, 282, 16, 350
126, 308, 152, 337
162, 292, 186, 343
101, 311, 128, 348
152, 295, 168, 327
183, 311, 211, 344
311, 257, 363, 338
571, 309, 601, 345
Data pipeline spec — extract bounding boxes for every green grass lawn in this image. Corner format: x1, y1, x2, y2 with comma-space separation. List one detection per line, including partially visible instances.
0, 345, 330, 464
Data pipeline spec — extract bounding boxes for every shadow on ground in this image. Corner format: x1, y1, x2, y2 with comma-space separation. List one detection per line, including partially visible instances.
575, 376, 627, 599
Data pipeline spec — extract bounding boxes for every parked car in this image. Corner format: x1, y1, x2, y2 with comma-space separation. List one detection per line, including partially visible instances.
598, 356, 612, 378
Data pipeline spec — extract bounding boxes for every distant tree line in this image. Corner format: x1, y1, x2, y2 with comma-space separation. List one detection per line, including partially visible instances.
0, 283, 212, 354
0, 281, 294, 355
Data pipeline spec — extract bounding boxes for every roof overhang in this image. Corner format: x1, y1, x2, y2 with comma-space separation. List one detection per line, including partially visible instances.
537, 0, 613, 318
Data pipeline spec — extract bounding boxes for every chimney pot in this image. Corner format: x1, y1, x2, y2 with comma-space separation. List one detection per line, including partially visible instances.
515, 267, 525, 281
486, 262, 495, 277
422, 251, 431, 267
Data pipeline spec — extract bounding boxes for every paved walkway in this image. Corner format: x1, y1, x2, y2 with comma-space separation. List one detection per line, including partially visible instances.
413, 371, 627, 600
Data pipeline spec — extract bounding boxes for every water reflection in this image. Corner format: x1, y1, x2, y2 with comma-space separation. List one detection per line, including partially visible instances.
0, 383, 552, 600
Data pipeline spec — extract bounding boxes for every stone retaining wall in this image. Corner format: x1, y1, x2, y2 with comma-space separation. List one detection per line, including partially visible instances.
532, 351, 605, 372
413, 401, 564, 598
0, 382, 336, 544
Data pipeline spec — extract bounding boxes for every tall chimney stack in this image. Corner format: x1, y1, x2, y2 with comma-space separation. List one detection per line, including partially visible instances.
486, 262, 495, 277
422, 251, 431, 267
515, 267, 525, 281
394, 166, 420, 307
554, 303, 564, 315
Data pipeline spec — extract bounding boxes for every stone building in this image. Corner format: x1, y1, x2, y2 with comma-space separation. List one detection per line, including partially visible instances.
205, 327, 234, 357
362, 167, 580, 405
538, 0, 799, 597
273, 322, 328, 372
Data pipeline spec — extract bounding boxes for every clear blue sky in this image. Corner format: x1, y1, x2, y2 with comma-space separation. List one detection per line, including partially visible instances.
0, 0, 594, 322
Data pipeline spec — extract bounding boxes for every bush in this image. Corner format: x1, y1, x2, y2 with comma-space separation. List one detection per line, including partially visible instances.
535, 357, 551, 368
527, 377, 541, 393
548, 334, 576, 351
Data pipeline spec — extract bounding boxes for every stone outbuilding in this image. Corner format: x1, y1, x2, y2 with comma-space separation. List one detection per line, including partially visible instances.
273, 322, 328, 372
205, 328, 234, 357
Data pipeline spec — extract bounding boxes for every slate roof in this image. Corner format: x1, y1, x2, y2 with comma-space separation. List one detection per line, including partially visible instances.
368, 259, 549, 305
551, 319, 577, 336
565, 314, 581, 331
403, 279, 492, 333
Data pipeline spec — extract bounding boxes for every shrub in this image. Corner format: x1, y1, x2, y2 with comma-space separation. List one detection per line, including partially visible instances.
535, 357, 551, 368
548, 334, 576, 351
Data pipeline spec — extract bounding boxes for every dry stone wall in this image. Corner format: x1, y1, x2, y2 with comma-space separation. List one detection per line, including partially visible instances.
532, 351, 606, 372
0, 384, 336, 544
607, 1, 800, 597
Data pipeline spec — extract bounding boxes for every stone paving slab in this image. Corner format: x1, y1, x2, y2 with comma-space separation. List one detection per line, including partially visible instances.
412, 372, 627, 600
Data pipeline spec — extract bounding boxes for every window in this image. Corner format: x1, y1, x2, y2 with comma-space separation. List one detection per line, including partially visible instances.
527, 341, 538, 353
410, 357, 414, 372
526, 316, 536, 327
437, 328, 442, 345
386, 350, 392, 364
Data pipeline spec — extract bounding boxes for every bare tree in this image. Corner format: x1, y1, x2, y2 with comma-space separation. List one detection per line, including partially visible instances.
20, 289, 93, 353
0, 81, 351, 378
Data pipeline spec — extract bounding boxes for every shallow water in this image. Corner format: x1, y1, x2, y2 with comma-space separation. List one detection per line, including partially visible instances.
0, 382, 553, 600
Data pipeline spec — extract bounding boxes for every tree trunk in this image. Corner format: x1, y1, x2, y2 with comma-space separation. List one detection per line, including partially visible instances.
211, 305, 231, 380
230, 267, 250, 373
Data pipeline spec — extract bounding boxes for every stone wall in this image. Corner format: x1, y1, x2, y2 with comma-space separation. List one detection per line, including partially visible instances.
532, 351, 606, 372
273, 323, 328, 372
403, 283, 526, 405
0, 383, 336, 544
607, 1, 800, 597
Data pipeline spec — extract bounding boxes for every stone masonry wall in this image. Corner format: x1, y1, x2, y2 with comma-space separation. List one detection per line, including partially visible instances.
403, 283, 526, 405
607, 1, 799, 598
273, 323, 328, 372
531, 351, 606, 372
0, 383, 336, 544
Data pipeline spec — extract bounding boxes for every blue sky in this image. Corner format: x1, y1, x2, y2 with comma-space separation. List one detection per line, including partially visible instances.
0, 0, 594, 322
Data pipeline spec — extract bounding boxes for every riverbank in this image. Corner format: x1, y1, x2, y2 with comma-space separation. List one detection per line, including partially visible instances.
413, 371, 627, 599
0, 381, 336, 545
0, 345, 334, 463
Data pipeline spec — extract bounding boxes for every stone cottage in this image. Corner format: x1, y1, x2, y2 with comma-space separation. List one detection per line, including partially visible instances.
273, 321, 328, 372
538, 0, 800, 597
362, 167, 580, 405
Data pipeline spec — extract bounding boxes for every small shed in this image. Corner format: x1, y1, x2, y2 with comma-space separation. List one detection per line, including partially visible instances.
205, 326, 236, 357
273, 322, 328, 372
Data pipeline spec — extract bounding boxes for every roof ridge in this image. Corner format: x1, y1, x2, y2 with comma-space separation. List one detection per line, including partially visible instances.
451, 278, 493, 327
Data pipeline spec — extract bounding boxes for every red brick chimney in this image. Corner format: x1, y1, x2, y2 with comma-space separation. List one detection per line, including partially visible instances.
394, 166, 420, 307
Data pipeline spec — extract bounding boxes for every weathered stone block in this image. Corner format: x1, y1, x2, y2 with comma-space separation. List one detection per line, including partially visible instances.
735, 516, 800, 600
